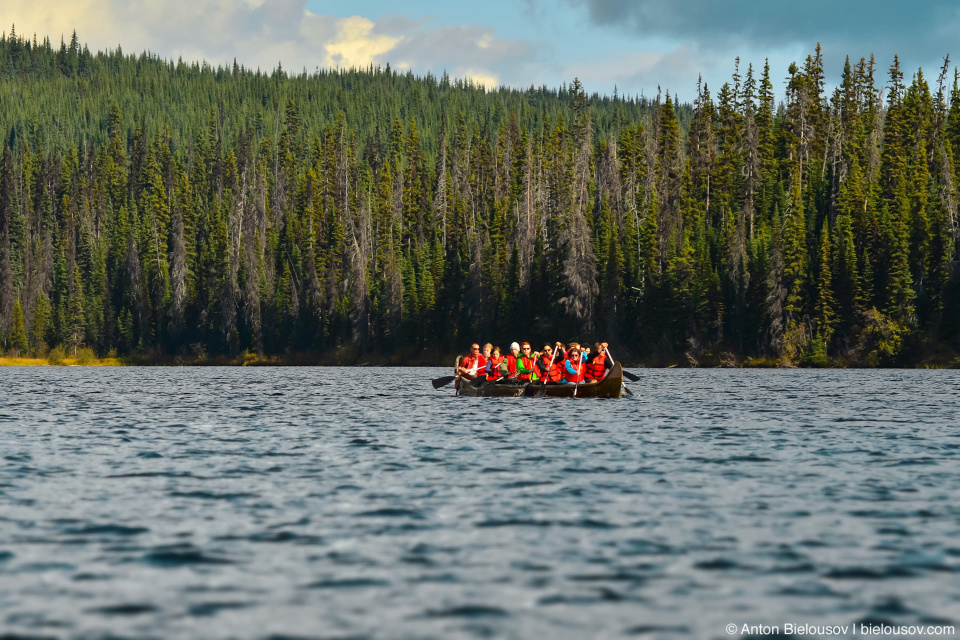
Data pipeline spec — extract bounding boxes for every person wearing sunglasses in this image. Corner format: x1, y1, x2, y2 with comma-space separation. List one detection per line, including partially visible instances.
517, 342, 537, 381
457, 343, 486, 380
561, 345, 587, 384
584, 342, 612, 381
536, 342, 564, 384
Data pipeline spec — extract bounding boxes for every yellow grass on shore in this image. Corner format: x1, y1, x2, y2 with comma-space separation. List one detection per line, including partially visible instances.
0, 356, 124, 366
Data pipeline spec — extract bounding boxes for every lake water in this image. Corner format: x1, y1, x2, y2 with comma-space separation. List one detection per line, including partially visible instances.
1, 367, 959, 640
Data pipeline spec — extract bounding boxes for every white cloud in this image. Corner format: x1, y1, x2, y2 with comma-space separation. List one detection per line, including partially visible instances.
316, 14, 401, 69
460, 69, 499, 90
4, 0, 530, 88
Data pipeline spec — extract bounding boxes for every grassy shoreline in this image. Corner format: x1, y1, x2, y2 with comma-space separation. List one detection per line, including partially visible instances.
0, 356, 125, 366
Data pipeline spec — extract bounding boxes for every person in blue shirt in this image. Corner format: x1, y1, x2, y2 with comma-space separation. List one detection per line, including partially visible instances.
560, 345, 588, 384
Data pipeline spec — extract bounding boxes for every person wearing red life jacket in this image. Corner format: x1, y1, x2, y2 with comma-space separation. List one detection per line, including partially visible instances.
503, 342, 521, 378
485, 346, 504, 381
518, 342, 537, 380
503, 342, 533, 380
584, 342, 612, 381
564, 342, 584, 366
479, 343, 493, 380
458, 343, 487, 380
537, 343, 564, 384
561, 346, 587, 384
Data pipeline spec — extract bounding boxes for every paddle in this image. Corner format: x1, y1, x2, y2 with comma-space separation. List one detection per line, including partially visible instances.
536, 344, 559, 397
573, 355, 583, 397
432, 375, 457, 389
445, 351, 483, 391
607, 347, 637, 397
495, 369, 525, 384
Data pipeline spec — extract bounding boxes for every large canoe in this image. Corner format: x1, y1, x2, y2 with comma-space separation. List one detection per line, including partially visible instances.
454, 362, 624, 398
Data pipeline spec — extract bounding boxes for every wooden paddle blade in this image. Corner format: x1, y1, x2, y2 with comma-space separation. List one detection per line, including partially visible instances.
622, 370, 641, 382
623, 385, 635, 396
432, 375, 457, 389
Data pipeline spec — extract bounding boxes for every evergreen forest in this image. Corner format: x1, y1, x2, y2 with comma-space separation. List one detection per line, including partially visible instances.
1, 29, 959, 366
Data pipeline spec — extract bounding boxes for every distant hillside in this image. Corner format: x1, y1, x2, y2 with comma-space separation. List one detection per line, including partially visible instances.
0, 27, 677, 159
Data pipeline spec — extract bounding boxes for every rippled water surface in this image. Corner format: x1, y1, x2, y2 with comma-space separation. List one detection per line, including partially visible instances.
2, 367, 959, 640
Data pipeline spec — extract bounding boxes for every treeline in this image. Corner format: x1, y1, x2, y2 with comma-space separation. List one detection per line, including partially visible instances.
0, 30, 958, 365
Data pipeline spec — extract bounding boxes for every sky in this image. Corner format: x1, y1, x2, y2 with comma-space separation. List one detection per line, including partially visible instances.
6, 0, 960, 102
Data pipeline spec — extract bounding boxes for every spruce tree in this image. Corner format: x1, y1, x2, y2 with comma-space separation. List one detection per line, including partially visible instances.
9, 298, 28, 354
814, 223, 836, 344
68, 263, 86, 355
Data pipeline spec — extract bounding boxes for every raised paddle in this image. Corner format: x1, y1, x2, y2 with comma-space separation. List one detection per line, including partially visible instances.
536, 344, 559, 397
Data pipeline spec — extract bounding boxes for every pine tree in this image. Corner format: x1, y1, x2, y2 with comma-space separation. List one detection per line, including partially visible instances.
904, 71, 932, 302
655, 92, 683, 258
68, 263, 85, 355
885, 197, 915, 321
833, 205, 859, 336
782, 171, 807, 324
9, 298, 28, 353
31, 293, 52, 355
814, 223, 836, 343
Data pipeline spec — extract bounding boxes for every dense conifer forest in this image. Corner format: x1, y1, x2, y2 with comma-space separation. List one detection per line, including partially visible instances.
1, 29, 959, 365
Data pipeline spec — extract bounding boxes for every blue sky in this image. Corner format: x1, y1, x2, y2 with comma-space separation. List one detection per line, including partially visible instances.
8, 0, 959, 102
303, 0, 741, 100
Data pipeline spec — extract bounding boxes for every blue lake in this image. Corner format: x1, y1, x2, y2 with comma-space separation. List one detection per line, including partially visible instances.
1, 367, 959, 639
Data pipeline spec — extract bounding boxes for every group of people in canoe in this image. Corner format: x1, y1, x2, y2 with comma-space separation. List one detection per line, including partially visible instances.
457, 341, 613, 385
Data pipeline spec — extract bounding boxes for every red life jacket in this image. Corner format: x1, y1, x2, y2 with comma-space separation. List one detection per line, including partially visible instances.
518, 355, 535, 380
538, 355, 563, 383
462, 354, 486, 375
563, 358, 585, 384
505, 354, 518, 375
487, 355, 504, 380
550, 359, 563, 382
585, 354, 608, 380
536, 355, 550, 378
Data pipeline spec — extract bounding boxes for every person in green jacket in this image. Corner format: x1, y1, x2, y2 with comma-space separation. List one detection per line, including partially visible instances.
499, 341, 538, 381
517, 341, 539, 381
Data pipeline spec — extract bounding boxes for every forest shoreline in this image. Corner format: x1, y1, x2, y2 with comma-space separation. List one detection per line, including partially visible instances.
3, 35, 960, 371
3, 350, 958, 368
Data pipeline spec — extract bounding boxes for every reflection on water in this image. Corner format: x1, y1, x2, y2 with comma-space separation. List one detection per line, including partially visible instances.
1, 367, 959, 639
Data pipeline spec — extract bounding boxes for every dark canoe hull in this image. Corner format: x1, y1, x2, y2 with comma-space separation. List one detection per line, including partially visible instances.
455, 377, 529, 397
455, 363, 624, 398
523, 362, 623, 398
